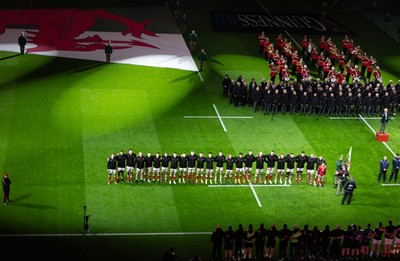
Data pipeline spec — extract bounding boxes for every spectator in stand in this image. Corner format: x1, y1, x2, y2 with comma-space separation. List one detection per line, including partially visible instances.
265, 224, 279, 259
352, 225, 363, 259
211, 224, 224, 260
342, 225, 354, 260
289, 224, 301, 260
370, 222, 384, 258
393, 225, 400, 255
223, 225, 235, 260
361, 223, 373, 258
278, 224, 291, 261
320, 225, 331, 260
383, 220, 397, 258
234, 224, 245, 261
331, 224, 344, 261
309, 226, 321, 260
254, 223, 267, 260
243, 224, 255, 259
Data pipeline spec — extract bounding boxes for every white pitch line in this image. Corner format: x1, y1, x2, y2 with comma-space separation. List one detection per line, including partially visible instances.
213, 104, 227, 132
184, 116, 253, 119
330, 117, 361, 120
358, 114, 396, 157
330, 117, 395, 120
0, 232, 212, 237
248, 181, 262, 208
197, 70, 203, 82
381, 184, 400, 186
208, 184, 291, 187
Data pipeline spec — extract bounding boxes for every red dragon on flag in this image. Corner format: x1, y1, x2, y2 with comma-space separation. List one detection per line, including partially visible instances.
0, 8, 159, 53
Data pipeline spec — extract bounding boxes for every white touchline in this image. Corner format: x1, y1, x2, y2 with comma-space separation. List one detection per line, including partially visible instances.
208, 184, 291, 188
330, 117, 395, 120
184, 116, 253, 119
0, 232, 212, 237
198, 70, 203, 82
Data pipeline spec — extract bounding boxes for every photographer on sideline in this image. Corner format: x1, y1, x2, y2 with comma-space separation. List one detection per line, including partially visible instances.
341, 176, 356, 205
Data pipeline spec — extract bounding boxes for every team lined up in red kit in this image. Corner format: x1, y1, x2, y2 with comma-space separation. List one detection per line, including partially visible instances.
258, 32, 381, 85
106, 150, 327, 186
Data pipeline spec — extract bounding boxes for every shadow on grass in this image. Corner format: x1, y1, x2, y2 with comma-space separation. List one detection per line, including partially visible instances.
67, 63, 106, 75
168, 71, 199, 84
209, 58, 224, 66
0, 54, 20, 61
8, 194, 57, 210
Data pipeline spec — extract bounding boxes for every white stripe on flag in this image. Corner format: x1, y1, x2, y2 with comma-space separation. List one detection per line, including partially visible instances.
0, 29, 197, 71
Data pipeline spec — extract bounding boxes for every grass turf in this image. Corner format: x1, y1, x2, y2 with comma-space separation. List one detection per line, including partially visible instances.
0, 0, 400, 260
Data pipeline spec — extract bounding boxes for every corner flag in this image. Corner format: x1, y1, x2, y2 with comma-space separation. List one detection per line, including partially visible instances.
345, 146, 352, 170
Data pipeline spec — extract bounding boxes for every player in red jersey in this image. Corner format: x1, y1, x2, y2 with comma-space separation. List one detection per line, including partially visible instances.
316, 162, 327, 187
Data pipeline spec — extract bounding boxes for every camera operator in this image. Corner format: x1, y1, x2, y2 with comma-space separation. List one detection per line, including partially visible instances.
162, 247, 178, 261
336, 165, 349, 196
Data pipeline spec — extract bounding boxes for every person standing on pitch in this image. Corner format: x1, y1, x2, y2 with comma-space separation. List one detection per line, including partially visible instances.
188, 30, 197, 53
2, 172, 11, 205
211, 224, 224, 260
378, 155, 389, 183
389, 153, 400, 183
18, 31, 27, 55
379, 107, 395, 133
105, 41, 113, 63
198, 48, 207, 72
335, 155, 344, 188
107, 153, 117, 185
341, 176, 356, 205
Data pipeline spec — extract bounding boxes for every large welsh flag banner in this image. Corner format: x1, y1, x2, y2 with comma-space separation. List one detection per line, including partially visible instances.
0, 7, 197, 71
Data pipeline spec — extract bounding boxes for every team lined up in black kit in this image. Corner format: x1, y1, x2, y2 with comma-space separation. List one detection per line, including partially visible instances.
106, 150, 327, 187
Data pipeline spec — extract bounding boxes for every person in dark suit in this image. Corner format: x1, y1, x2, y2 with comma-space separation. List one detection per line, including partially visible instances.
105, 41, 113, 63
18, 31, 27, 55
379, 107, 392, 133
2, 172, 11, 205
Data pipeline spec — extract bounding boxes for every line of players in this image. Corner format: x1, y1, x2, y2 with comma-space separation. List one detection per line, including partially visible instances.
106, 150, 327, 186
